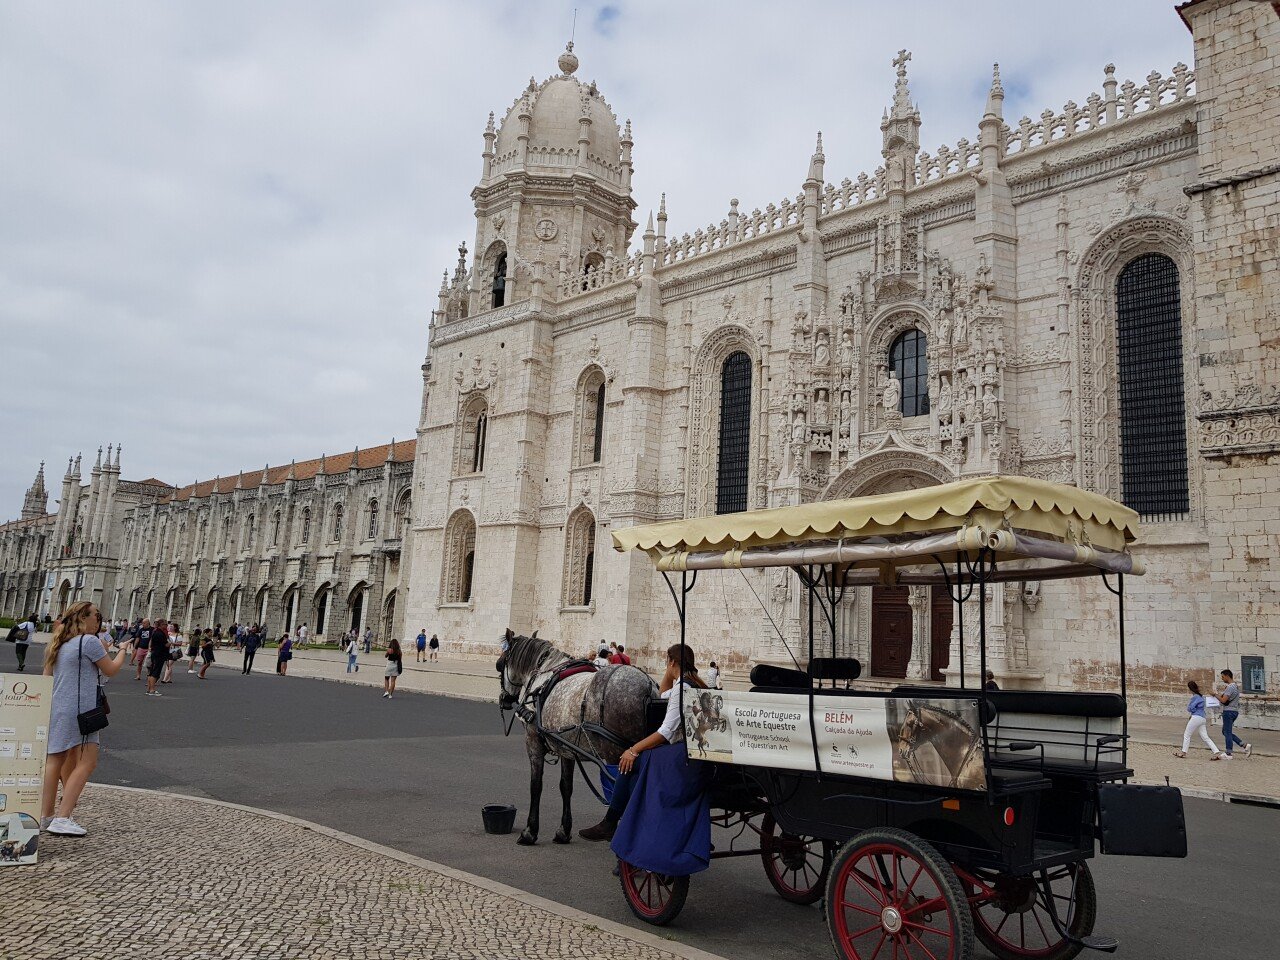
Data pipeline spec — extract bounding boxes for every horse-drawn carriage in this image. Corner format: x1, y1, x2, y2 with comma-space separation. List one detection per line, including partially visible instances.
599, 475, 1187, 960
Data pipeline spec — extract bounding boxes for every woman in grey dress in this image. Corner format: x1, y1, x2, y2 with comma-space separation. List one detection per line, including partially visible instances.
41, 601, 132, 837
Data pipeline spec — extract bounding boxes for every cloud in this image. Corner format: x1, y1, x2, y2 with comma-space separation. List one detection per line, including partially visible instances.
0, 0, 1193, 511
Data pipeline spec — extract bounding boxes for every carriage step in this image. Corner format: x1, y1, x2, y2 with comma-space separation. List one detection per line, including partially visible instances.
1079, 934, 1119, 953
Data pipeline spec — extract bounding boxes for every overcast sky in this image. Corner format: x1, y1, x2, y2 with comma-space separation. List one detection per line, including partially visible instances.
0, 1, 1194, 512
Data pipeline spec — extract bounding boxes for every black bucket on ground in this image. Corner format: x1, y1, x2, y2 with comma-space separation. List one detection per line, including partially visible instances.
482, 804, 517, 835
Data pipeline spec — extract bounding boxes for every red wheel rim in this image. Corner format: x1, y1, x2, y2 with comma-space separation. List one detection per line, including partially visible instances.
831, 842, 957, 960
963, 865, 1082, 958
764, 823, 827, 897
621, 861, 677, 919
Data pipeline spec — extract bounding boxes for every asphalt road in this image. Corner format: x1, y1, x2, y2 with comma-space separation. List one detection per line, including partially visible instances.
72, 662, 1280, 960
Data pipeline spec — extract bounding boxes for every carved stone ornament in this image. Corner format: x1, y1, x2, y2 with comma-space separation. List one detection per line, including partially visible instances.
535, 218, 558, 242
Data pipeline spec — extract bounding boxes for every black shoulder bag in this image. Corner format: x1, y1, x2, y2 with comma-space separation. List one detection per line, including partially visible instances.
76, 637, 111, 737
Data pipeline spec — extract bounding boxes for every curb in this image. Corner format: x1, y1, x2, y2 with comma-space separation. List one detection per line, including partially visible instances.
207, 659, 495, 704
1176, 786, 1280, 807
88, 782, 730, 960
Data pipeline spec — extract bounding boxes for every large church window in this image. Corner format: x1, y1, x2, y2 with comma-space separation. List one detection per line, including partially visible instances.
716, 351, 752, 515
458, 396, 488, 475
332, 504, 344, 543
441, 510, 477, 603
889, 329, 929, 417
300, 507, 311, 545
562, 507, 597, 607
576, 369, 606, 465
366, 500, 379, 540
491, 253, 507, 309
1116, 253, 1189, 517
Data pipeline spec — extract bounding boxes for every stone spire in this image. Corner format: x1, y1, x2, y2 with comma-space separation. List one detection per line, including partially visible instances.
113, 444, 122, 469
807, 131, 825, 186
558, 40, 579, 77
21, 462, 48, 520
984, 63, 1005, 121
880, 50, 921, 195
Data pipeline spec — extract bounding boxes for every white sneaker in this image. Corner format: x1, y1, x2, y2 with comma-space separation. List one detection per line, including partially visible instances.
382, 692, 389, 698
1221, 753, 1234, 760
47, 817, 87, 836
1245, 744, 1253, 758
146, 691, 162, 697
187, 669, 195, 674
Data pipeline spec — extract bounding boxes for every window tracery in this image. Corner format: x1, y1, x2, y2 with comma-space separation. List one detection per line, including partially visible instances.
888, 329, 929, 417
440, 510, 477, 604
573, 367, 607, 466
561, 506, 597, 607
332, 504, 344, 543
367, 500, 379, 540
457, 395, 489, 475
688, 325, 760, 516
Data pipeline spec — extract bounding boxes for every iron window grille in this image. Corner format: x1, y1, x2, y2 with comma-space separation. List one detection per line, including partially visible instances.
716, 351, 753, 515
1115, 254, 1189, 517
889, 329, 930, 417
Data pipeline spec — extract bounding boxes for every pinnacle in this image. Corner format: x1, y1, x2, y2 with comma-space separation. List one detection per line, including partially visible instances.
558, 40, 579, 76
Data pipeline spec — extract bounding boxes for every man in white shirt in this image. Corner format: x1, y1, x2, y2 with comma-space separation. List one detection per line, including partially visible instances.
297, 623, 309, 647
11, 614, 37, 672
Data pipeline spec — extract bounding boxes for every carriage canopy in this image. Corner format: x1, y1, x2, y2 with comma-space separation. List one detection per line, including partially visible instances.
611, 475, 1143, 584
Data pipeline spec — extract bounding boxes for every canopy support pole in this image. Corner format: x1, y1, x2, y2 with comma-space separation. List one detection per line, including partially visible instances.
662, 569, 698, 766
1102, 571, 1129, 743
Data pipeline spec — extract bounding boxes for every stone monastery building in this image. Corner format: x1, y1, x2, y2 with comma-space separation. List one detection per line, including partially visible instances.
3, 0, 1278, 723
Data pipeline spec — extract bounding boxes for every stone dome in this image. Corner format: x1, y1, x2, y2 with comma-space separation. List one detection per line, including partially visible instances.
493, 43, 623, 176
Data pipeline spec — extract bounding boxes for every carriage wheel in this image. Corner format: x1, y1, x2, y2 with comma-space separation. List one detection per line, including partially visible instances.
826, 828, 973, 960
618, 859, 689, 926
963, 861, 1097, 960
760, 813, 832, 905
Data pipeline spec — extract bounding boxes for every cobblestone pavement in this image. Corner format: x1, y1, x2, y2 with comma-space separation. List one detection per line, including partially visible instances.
0, 786, 722, 960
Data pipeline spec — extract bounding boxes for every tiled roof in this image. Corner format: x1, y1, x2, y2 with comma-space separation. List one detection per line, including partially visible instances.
168, 439, 416, 503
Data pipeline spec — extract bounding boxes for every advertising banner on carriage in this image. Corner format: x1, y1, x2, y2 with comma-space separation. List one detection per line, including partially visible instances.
0, 674, 53, 865
683, 690, 985, 792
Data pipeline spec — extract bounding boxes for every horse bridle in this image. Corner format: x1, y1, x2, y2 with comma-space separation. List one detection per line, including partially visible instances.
896, 700, 983, 789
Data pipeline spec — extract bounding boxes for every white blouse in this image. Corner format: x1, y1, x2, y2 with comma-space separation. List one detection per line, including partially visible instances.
657, 681, 697, 744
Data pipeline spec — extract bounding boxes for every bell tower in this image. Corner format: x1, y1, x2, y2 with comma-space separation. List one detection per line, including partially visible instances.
20, 461, 48, 520
467, 42, 637, 314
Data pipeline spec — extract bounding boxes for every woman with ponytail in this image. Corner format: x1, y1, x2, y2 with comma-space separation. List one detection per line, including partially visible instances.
41, 601, 133, 836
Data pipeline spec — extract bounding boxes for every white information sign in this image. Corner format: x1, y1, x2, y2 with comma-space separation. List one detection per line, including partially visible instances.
683, 689, 985, 792
0, 674, 52, 865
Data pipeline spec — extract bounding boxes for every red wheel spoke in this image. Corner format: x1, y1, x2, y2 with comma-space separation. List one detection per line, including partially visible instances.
868, 931, 889, 960
850, 863, 889, 904
902, 919, 950, 938
904, 927, 945, 960
901, 862, 926, 902
839, 898, 882, 917
1032, 904, 1051, 944
903, 894, 946, 917
994, 910, 1012, 938
846, 921, 885, 939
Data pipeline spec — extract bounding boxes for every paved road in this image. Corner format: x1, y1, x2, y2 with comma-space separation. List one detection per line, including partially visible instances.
83, 665, 1279, 960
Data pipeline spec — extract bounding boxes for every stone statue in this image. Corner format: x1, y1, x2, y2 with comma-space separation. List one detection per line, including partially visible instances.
814, 389, 830, 424
838, 330, 854, 369
814, 331, 831, 368
883, 371, 902, 415
982, 383, 999, 421
937, 375, 953, 412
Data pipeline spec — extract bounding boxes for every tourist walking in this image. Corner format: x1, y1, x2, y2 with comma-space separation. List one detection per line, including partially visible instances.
344, 634, 359, 673
198, 630, 215, 679
1173, 679, 1222, 759
41, 601, 132, 836
132, 618, 154, 680
363, 627, 374, 654
161, 623, 183, 684
145, 619, 170, 696
383, 639, 403, 698
277, 633, 293, 676
415, 630, 427, 663
1218, 668, 1252, 759
242, 627, 261, 674
429, 633, 440, 662
186, 628, 200, 673
593, 647, 610, 668
7, 612, 37, 672
297, 622, 309, 648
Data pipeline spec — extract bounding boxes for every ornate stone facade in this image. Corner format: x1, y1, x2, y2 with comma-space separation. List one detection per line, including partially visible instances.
405, 4, 1280, 725
1, 443, 416, 644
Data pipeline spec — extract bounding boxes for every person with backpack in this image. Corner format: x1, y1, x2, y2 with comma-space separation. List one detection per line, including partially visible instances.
241, 627, 262, 675
383, 639, 403, 698
132, 619, 154, 681
344, 634, 359, 673
8, 613, 37, 672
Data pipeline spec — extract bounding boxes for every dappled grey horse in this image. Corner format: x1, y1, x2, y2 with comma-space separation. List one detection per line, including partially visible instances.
497, 629, 657, 845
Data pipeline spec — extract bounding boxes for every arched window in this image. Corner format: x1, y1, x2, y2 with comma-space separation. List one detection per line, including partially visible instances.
888, 329, 929, 417
575, 369, 607, 465
441, 511, 477, 603
491, 253, 507, 309
581, 252, 604, 291
271, 511, 281, 546
332, 504, 344, 542
458, 396, 488, 475
1116, 253, 1189, 516
562, 507, 597, 607
197, 518, 208, 553
366, 500, 379, 540
244, 513, 255, 551
716, 351, 753, 514
221, 517, 231, 551
300, 507, 311, 545
395, 491, 412, 540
